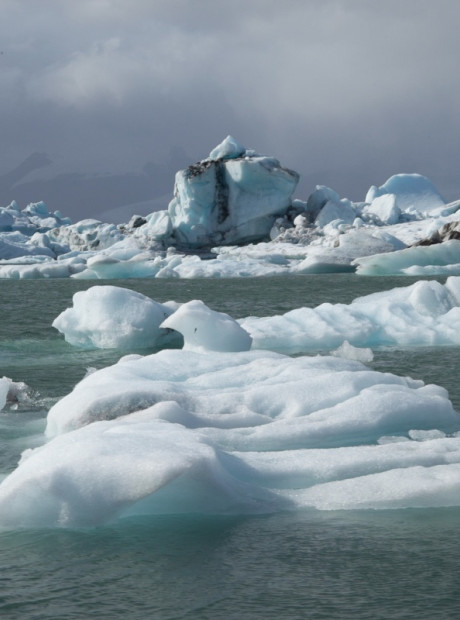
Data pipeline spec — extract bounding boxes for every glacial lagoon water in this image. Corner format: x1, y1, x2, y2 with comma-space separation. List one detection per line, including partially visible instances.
1, 274, 460, 619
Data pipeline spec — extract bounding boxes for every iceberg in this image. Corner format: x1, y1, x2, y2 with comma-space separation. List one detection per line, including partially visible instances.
362, 194, 401, 226
160, 299, 252, 352
0, 348, 459, 527
166, 135, 299, 247
365, 173, 445, 216
0, 376, 33, 411
241, 277, 460, 353
52, 285, 179, 350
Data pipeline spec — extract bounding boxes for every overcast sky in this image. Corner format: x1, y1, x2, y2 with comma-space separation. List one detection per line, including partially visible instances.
1, 0, 460, 222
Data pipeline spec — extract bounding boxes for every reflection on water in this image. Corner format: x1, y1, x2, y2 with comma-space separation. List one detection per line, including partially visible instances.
1, 510, 460, 619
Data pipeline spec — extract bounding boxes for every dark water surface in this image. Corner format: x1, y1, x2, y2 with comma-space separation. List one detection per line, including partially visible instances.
0, 274, 460, 619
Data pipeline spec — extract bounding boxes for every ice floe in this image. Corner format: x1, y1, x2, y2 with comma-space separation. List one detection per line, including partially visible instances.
52, 285, 179, 350
240, 277, 460, 353
52, 277, 460, 355
0, 349, 459, 527
160, 300, 252, 353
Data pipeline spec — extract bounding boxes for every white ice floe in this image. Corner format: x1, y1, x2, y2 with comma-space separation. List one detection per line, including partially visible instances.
365, 173, 445, 216
161, 299, 252, 353
240, 277, 460, 353
331, 341, 374, 363
52, 277, 460, 355
0, 377, 33, 411
0, 349, 459, 527
52, 285, 179, 350
354, 239, 460, 276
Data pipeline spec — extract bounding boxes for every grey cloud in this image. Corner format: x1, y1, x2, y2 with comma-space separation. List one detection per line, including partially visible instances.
1, 0, 460, 221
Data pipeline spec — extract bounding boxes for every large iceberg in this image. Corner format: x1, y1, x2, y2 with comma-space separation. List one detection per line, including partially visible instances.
0, 349, 458, 527
165, 135, 300, 247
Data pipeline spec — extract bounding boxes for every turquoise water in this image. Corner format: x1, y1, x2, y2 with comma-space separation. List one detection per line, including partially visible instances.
1, 274, 460, 619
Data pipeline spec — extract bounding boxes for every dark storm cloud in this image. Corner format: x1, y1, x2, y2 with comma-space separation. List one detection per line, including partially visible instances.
1, 0, 460, 221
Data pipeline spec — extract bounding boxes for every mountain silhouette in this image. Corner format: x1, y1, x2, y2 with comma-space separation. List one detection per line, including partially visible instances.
0, 147, 189, 222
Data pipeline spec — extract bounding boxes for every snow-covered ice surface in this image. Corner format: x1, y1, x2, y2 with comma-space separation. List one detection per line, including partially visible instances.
52, 285, 179, 350
241, 277, 460, 353
161, 299, 252, 353
0, 348, 459, 528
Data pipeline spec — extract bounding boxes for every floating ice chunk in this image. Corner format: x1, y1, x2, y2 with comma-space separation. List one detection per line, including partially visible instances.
72, 252, 166, 280
314, 198, 356, 228
45, 349, 457, 440
306, 186, 341, 221
160, 299, 252, 353
286, 229, 405, 275
0, 406, 284, 528
0, 349, 458, 526
0, 256, 86, 279
52, 285, 178, 350
0, 378, 9, 411
0, 376, 33, 410
52, 275, 460, 357
354, 239, 460, 275
364, 194, 401, 225
208, 135, 246, 160
365, 173, 445, 215
331, 341, 374, 363
241, 277, 460, 352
